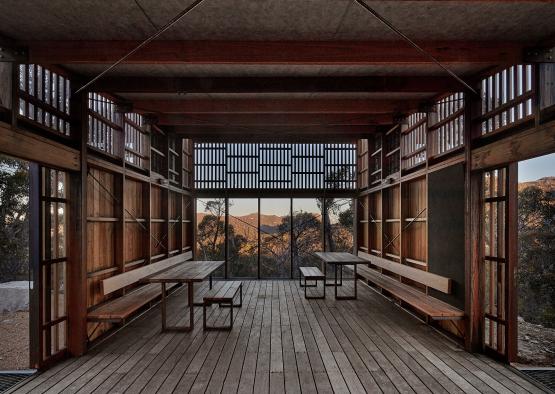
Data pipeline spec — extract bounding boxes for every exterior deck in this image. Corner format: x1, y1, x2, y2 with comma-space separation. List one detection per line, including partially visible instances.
8, 280, 546, 394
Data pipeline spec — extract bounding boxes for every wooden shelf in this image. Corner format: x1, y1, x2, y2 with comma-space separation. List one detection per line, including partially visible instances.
404, 257, 427, 267
371, 148, 382, 157
87, 217, 118, 222
385, 218, 400, 223
404, 217, 427, 222
385, 147, 400, 158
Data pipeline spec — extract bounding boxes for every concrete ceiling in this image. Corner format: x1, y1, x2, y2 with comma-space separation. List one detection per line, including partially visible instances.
1, 1, 555, 42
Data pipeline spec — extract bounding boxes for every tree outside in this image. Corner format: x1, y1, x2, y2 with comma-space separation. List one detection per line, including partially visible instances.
0, 155, 29, 283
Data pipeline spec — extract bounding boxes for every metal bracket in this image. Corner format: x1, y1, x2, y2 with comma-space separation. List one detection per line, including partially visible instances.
524, 47, 555, 63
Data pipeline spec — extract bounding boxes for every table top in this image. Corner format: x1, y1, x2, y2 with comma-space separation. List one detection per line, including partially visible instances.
145, 260, 224, 283
314, 252, 368, 265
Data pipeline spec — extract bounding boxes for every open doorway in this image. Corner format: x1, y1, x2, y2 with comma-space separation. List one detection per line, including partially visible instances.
517, 153, 555, 369
0, 154, 31, 376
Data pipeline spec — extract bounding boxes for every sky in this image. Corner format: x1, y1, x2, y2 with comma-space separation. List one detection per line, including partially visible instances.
518, 153, 555, 182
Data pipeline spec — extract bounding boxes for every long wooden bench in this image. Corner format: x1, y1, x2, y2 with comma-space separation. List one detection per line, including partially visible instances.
357, 251, 464, 321
202, 281, 243, 330
299, 266, 326, 299
87, 252, 192, 323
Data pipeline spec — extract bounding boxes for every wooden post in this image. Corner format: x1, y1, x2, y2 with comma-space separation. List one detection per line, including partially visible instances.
28, 163, 41, 368
67, 89, 88, 356
464, 88, 483, 353
506, 162, 518, 362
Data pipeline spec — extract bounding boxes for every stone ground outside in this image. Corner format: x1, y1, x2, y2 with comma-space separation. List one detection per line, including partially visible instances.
0, 311, 29, 371
517, 318, 555, 367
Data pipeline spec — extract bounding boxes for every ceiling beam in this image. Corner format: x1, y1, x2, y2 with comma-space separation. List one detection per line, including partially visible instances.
26, 40, 523, 65
134, 98, 418, 114
167, 124, 377, 142
156, 113, 393, 126
92, 76, 460, 93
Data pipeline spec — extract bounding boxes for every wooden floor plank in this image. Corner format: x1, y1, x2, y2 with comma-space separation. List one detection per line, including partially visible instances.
10, 279, 549, 394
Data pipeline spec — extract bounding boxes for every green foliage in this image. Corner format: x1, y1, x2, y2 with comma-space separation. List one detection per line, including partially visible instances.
518, 186, 555, 328
0, 155, 29, 282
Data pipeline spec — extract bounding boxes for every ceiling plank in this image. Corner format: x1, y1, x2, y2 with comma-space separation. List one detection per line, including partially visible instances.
91, 76, 460, 93
27, 40, 523, 65
156, 113, 393, 126
134, 98, 419, 114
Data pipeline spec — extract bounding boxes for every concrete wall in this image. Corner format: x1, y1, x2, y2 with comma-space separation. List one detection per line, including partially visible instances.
0, 281, 30, 313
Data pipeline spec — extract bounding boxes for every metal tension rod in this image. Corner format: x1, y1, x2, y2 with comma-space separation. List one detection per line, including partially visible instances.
88, 169, 167, 250
75, 0, 207, 94
358, 199, 400, 254
353, 0, 478, 96
382, 207, 427, 252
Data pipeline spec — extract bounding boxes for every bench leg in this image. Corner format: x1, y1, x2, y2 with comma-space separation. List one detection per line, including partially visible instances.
204, 301, 233, 331
304, 277, 325, 300
299, 271, 317, 287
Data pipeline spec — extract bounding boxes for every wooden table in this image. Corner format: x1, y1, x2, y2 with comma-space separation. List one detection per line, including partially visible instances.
144, 260, 224, 332
314, 252, 368, 300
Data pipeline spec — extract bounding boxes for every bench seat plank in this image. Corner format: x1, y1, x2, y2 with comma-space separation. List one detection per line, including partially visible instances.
299, 266, 325, 278
88, 283, 176, 321
204, 281, 242, 302
358, 265, 464, 320
358, 251, 451, 294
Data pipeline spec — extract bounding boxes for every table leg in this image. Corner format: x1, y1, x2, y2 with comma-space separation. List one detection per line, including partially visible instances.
335, 265, 357, 300
209, 274, 213, 289
162, 281, 194, 332
325, 262, 342, 287
188, 282, 194, 329
334, 264, 338, 298
161, 283, 166, 331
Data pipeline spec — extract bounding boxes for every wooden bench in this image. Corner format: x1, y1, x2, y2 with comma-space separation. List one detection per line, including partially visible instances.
357, 251, 464, 321
202, 281, 243, 330
299, 266, 326, 299
87, 252, 192, 323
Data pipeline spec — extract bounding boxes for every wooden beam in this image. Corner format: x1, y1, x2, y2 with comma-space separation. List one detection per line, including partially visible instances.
471, 118, 555, 170
167, 125, 377, 142
156, 113, 393, 126
135, 98, 418, 114
27, 40, 523, 65
0, 121, 80, 170
91, 76, 461, 93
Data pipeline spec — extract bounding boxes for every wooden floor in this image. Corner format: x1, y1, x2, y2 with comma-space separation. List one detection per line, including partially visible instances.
9, 280, 547, 394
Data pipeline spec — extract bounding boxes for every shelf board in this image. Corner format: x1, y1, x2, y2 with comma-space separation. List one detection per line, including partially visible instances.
404, 257, 427, 267
385, 147, 400, 158
404, 218, 427, 222
385, 218, 400, 223
371, 148, 382, 157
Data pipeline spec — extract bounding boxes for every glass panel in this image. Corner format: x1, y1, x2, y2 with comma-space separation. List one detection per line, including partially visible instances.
50, 261, 66, 321
323, 198, 354, 253
260, 199, 291, 279
228, 199, 258, 278
196, 198, 225, 277
292, 199, 322, 278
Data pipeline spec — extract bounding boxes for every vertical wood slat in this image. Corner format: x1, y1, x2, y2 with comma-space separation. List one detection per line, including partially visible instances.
480, 64, 535, 136
194, 143, 355, 190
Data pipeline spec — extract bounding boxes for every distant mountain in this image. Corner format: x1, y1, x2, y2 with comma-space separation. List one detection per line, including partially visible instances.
196, 212, 286, 239
518, 176, 555, 193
